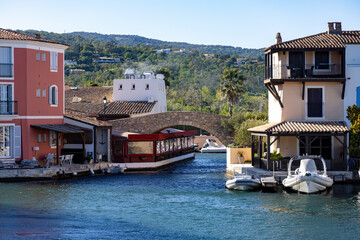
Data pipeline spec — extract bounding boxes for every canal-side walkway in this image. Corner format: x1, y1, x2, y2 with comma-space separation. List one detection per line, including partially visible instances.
228, 164, 359, 183
0, 162, 122, 182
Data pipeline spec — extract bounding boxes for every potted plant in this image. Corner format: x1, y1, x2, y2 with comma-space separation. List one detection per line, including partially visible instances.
237, 150, 244, 164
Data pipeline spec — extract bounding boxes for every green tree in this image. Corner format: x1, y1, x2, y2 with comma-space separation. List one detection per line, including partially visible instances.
218, 68, 246, 117
156, 67, 171, 87
346, 105, 360, 158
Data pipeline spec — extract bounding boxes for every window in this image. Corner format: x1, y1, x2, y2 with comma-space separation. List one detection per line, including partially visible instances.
36, 52, 40, 61
0, 126, 13, 157
0, 85, 13, 115
42, 53, 46, 62
49, 131, 57, 148
315, 51, 330, 70
299, 136, 332, 159
0, 47, 12, 77
307, 87, 323, 118
42, 89, 46, 98
49, 85, 58, 105
36, 89, 41, 97
43, 134, 47, 143
145, 84, 149, 90
119, 84, 122, 90
50, 52, 58, 70
131, 84, 135, 90
128, 141, 153, 154
37, 134, 41, 143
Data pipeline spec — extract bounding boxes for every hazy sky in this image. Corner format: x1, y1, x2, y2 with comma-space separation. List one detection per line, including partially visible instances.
1, 0, 359, 48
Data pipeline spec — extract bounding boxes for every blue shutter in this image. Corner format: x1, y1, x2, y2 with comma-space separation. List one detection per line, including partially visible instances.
357, 87, 360, 107
14, 126, 21, 158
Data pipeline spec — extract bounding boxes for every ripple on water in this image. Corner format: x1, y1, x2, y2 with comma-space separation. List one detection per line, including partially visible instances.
0, 153, 360, 239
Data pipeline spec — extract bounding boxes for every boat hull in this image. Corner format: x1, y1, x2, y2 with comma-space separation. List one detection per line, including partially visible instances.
200, 148, 227, 153
226, 178, 261, 191
282, 175, 333, 194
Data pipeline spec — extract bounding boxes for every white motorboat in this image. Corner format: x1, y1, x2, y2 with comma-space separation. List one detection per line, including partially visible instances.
282, 155, 333, 194
226, 174, 261, 191
200, 139, 227, 153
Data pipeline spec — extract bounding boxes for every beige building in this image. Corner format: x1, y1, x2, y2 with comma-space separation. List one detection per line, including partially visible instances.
249, 22, 360, 171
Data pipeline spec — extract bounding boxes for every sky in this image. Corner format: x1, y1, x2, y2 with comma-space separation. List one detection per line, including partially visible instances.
1, 0, 359, 48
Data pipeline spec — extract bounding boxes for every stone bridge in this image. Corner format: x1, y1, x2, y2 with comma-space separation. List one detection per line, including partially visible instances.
110, 111, 234, 146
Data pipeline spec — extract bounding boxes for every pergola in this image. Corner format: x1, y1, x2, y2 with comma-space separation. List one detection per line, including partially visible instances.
248, 121, 349, 171
31, 124, 85, 164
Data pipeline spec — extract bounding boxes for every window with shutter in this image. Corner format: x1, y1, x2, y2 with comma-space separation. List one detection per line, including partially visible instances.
50, 52, 58, 71
49, 85, 58, 106
307, 87, 323, 118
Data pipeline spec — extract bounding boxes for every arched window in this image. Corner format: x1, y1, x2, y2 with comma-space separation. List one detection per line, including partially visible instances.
49, 85, 58, 105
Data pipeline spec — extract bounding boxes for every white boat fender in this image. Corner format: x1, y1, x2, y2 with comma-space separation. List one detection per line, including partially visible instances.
89, 168, 95, 175
72, 172, 77, 176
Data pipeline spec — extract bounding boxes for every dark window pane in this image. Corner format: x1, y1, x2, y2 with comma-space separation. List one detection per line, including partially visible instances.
308, 88, 323, 117
315, 51, 329, 69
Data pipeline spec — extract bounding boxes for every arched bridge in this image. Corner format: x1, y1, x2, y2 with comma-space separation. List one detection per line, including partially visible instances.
110, 111, 234, 146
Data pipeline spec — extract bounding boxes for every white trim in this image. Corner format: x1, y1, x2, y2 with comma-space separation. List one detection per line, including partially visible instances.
17, 115, 63, 119
50, 104, 58, 107
0, 40, 67, 52
0, 46, 14, 80
305, 86, 325, 120
0, 115, 18, 121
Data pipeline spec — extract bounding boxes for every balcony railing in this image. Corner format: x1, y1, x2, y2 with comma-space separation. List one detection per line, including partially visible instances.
265, 64, 343, 79
0, 64, 13, 77
0, 101, 18, 115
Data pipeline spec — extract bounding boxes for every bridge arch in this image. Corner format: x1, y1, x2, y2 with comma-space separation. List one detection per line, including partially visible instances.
110, 111, 234, 146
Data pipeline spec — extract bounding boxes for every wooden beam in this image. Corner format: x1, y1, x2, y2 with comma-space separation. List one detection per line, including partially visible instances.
270, 136, 279, 146
302, 81, 305, 100
81, 133, 86, 161
342, 79, 346, 100
270, 82, 284, 108
334, 135, 344, 145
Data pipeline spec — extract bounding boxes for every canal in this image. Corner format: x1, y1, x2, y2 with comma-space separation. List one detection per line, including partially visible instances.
1, 153, 360, 239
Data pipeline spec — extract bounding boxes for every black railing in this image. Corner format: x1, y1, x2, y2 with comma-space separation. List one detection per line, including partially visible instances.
0, 64, 13, 77
265, 64, 343, 79
0, 101, 18, 115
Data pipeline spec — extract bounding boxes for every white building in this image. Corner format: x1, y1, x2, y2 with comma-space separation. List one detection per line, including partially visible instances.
112, 69, 167, 114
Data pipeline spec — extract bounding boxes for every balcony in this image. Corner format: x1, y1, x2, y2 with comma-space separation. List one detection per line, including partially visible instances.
0, 64, 13, 77
0, 101, 18, 115
265, 64, 343, 80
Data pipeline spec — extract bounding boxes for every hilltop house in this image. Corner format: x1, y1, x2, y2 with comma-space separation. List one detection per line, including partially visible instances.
249, 22, 360, 171
0, 29, 72, 163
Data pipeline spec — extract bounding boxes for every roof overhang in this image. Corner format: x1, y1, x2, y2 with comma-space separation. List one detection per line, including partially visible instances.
31, 124, 85, 133
248, 121, 349, 136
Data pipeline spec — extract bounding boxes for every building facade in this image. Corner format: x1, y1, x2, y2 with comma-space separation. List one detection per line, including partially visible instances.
112, 69, 167, 114
249, 22, 360, 171
0, 29, 68, 163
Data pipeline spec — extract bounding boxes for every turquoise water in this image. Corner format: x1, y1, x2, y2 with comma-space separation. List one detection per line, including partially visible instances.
1, 153, 360, 240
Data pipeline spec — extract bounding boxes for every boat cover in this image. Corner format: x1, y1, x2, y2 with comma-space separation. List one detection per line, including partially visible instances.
299, 159, 317, 173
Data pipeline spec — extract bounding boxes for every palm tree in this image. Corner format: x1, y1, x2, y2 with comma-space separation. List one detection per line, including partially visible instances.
218, 68, 246, 117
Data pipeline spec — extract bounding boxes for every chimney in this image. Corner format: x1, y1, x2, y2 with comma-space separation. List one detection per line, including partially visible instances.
275, 32, 282, 44
328, 22, 342, 34
35, 33, 41, 39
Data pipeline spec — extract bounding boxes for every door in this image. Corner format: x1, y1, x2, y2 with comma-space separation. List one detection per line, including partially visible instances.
289, 52, 304, 77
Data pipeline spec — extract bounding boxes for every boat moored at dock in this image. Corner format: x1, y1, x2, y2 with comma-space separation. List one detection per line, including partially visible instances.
282, 155, 333, 194
226, 174, 261, 191
200, 139, 226, 153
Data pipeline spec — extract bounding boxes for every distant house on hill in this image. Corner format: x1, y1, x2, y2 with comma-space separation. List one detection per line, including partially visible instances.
94, 57, 122, 63
64, 60, 77, 66
204, 54, 215, 60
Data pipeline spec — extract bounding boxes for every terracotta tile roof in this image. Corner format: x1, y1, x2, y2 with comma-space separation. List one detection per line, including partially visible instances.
0, 28, 70, 46
99, 101, 156, 117
64, 109, 112, 127
65, 87, 113, 115
265, 31, 360, 51
248, 121, 348, 134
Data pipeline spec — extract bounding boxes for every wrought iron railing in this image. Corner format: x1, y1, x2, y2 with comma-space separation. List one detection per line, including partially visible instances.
265, 64, 343, 79
0, 101, 18, 115
0, 64, 13, 77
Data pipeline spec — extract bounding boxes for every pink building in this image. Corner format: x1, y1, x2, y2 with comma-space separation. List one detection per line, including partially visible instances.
0, 29, 69, 163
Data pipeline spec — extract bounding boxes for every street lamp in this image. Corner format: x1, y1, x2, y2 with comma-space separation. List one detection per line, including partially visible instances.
103, 96, 107, 121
